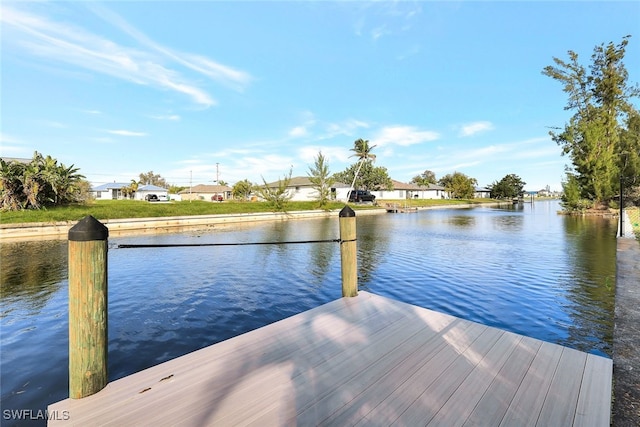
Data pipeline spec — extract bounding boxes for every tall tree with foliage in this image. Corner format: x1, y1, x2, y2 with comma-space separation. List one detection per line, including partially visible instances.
333, 162, 393, 192
232, 179, 254, 200
307, 152, 335, 208
439, 172, 477, 199
256, 169, 293, 211
411, 170, 437, 187
561, 173, 592, 212
138, 171, 168, 188
542, 36, 640, 207
619, 111, 640, 199
490, 174, 526, 199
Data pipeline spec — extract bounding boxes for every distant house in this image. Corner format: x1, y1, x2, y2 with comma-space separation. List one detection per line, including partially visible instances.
91, 182, 169, 200
91, 182, 130, 200
262, 176, 351, 201
370, 180, 448, 200
178, 184, 232, 201
474, 187, 492, 199
136, 184, 169, 201
0, 157, 31, 165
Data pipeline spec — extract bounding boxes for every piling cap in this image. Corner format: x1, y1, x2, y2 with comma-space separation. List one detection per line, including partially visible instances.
68, 215, 109, 241
339, 205, 356, 218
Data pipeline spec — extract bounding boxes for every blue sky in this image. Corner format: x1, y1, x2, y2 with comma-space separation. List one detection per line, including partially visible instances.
2, 1, 639, 191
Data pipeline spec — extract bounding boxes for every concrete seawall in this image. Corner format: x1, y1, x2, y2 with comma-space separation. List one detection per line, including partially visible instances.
0, 209, 387, 242
613, 236, 640, 426
0, 203, 497, 243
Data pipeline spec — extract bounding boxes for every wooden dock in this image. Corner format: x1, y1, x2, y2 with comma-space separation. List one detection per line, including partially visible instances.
49, 291, 612, 426
385, 203, 418, 213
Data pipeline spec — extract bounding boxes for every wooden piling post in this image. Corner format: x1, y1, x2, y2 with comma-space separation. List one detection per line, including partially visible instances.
68, 215, 109, 399
339, 206, 358, 297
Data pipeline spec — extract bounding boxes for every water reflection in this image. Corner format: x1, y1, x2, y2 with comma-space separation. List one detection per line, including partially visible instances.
447, 214, 476, 227
562, 215, 617, 353
356, 216, 391, 287
491, 214, 524, 232
0, 241, 67, 315
305, 218, 337, 282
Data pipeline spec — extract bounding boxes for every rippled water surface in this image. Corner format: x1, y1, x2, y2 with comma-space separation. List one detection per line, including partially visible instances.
0, 201, 617, 425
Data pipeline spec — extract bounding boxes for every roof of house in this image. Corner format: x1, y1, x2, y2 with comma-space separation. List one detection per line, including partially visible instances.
91, 182, 130, 191
390, 180, 422, 190
263, 176, 313, 187
389, 180, 445, 191
1, 157, 31, 165
178, 184, 232, 194
138, 184, 168, 192
264, 176, 350, 189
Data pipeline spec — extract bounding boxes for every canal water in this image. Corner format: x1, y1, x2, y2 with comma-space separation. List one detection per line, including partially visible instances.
0, 200, 617, 425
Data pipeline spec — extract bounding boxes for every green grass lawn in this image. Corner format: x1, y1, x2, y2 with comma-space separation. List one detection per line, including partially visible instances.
0, 198, 497, 225
626, 207, 640, 240
0, 200, 356, 224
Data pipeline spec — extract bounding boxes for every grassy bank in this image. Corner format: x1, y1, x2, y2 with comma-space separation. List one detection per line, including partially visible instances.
627, 207, 640, 240
0, 199, 495, 225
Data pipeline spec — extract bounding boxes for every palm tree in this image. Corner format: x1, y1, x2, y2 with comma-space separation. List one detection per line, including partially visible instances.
122, 179, 139, 200
54, 163, 85, 204
22, 159, 43, 209
0, 159, 25, 211
40, 154, 61, 204
348, 138, 377, 193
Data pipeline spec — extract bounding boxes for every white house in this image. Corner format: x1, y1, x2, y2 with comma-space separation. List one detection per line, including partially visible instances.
370, 180, 449, 200
91, 182, 170, 200
91, 182, 130, 200
136, 184, 169, 201
262, 176, 351, 202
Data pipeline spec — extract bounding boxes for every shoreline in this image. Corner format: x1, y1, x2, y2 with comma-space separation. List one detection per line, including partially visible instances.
0, 203, 497, 243
613, 236, 640, 425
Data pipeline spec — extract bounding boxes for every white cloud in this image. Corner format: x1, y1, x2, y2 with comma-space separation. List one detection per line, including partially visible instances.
321, 119, 370, 139
371, 25, 390, 40
0, 4, 252, 107
397, 44, 421, 61
372, 125, 440, 147
0, 133, 24, 145
459, 121, 494, 137
242, 154, 295, 180
298, 145, 352, 164
149, 114, 181, 121
289, 126, 308, 138
106, 129, 147, 137
40, 120, 67, 128
0, 133, 30, 157
87, 3, 252, 90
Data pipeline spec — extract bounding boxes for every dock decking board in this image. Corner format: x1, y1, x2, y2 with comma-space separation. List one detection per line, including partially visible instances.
49, 291, 612, 426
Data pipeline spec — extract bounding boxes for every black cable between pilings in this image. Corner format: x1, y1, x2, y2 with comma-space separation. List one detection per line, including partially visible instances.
115, 238, 347, 249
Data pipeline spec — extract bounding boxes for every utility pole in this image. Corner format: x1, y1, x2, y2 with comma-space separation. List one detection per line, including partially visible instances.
189, 170, 192, 203
619, 173, 624, 237
216, 163, 219, 184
